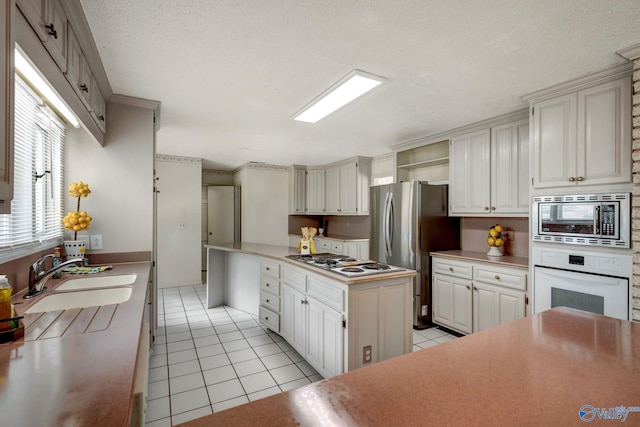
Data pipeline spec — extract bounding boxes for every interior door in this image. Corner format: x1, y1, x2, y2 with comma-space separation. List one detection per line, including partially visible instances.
207, 186, 235, 244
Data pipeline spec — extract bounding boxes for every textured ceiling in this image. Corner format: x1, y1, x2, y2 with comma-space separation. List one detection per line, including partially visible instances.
79, 0, 640, 170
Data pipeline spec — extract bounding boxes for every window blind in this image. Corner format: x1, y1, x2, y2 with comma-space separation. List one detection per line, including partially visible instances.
0, 75, 65, 256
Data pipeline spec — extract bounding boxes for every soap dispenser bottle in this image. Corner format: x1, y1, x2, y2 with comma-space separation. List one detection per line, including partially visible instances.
0, 275, 12, 331
52, 247, 62, 278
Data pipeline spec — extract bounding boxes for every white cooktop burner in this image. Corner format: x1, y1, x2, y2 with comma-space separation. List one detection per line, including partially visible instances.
286, 253, 404, 277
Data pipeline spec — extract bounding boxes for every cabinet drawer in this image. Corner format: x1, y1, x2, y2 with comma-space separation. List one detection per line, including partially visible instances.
281, 265, 306, 292
307, 276, 344, 311
316, 238, 331, 251
260, 259, 280, 279
260, 277, 280, 296
259, 306, 279, 332
432, 257, 473, 279
260, 292, 280, 312
330, 242, 344, 253
475, 267, 527, 291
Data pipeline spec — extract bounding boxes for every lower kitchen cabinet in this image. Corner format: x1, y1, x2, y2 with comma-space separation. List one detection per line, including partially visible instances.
432, 255, 527, 334
263, 260, 411, 378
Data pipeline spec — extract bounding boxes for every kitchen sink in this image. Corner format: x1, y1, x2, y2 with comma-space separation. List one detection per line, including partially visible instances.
25, 287, 133, 313
55, 274, 137, 291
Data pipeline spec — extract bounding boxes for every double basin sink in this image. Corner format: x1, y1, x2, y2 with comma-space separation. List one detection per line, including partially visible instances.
25, 274, 137, 313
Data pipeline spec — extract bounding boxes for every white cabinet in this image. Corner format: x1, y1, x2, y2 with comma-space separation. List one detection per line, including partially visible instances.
280, 283, 307, 353
90, 75, 106, 133
258, 259, 280, 333
531, 76, 631, 189
324, 158, 370, 215
311, 237, 369, 258
0, 0, 14, 214
432, 256, 527, 335
449, 120, 529, 216
288, 165, 306, 214
306, 168, 325, 214
17, 0, 67, 71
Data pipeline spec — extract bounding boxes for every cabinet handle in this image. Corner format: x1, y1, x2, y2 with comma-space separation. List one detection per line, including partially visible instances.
98, 115, 105, 121
491, 207, 496, 211
45, 23, 58, 39
466, 285, 470, 290
449, 267, 453, 272
266, 283, 270, 287
265, 316, 269, 321
473, 287, 478, 291
495, 275, 500, 280
80, 84, 89, 93
484, 206, 489, 211
568, 177, 575, 182
266, 299, 270, 303
577, 176, 584, 182
266, 267, 270, 271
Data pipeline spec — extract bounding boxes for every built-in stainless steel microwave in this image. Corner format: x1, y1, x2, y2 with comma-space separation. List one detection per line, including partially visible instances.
531, 193, 630, 248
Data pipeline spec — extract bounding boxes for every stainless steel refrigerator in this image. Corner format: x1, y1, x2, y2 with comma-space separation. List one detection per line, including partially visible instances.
370, 181, 460, 329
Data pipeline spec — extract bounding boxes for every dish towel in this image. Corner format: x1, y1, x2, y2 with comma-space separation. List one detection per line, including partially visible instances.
62, 265, 112, 274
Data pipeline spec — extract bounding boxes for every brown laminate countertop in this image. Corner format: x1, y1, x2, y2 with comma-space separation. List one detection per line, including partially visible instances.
205, 242, 416, 284
431, 249, 529, 269
0, 261, 151, 427
179, 307, 640, 426
289, 234, 369, 242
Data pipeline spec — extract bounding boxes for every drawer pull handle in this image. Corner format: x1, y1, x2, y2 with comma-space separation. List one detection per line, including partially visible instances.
266, 267, 270, 271
45, 23, 58, 39
473, 287, 478, 291
495, 275, 500, 280
568, 177, 576, 182
449, 267, 453, 272
266, 283, 270, 287
266, 299, 270, 303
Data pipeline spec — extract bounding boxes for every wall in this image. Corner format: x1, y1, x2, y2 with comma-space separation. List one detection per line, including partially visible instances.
156, 155, 202, 288
461, 217, 529, 257
234, 163, 288, 246
287, 215, 370, 239
65, 101, 155, 254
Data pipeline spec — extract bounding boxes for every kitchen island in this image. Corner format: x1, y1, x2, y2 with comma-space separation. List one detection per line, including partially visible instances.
205, 243, 417, 377
0, 261, 152, 426
178, 306, 640, 426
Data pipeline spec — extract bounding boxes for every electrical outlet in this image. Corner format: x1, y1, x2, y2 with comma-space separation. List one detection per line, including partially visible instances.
421, 304, 429, 316
91, 235, 103, 250
363, 345, 372, 364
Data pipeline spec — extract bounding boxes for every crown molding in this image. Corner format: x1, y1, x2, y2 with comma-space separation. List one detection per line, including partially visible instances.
617, 43, 640, 61
233, 162, 288, 174
109, 94, 162, 129
522, 62, 633, 102
155, 154, 202, 164
372, 153, 394, 163
203, 169, 233, 176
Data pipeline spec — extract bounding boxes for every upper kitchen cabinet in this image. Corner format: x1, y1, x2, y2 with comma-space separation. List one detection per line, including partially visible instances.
288, 165, 306, 214
449, 120, 529, 217
396, 140, 449, 185
528, 72, 631, 189
66, 24, 92, 110
0, 0, 14, 214
306, 167, 325, 214
17, 0, 68, 72
324, 157, 370, 215
90, 74, 106, 133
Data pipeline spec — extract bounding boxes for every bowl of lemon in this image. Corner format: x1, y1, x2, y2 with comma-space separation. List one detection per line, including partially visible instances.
487, 224, 504, 257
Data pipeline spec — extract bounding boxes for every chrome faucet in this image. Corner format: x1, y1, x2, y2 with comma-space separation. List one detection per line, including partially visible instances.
24, 254, 83, 299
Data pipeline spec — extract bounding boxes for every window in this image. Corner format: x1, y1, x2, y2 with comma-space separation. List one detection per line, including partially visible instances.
0, 75, 65, 259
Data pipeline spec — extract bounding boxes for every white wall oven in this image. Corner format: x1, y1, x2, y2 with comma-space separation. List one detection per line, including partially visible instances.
531, 193, 630, 248
532, 246, 631, 321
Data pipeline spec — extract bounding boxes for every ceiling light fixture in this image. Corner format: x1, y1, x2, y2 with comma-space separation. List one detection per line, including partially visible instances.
292, 69, 385, 123
14, 47, 80, 128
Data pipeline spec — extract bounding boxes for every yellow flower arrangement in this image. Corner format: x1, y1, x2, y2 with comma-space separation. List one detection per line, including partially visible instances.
62, 181, 93, 240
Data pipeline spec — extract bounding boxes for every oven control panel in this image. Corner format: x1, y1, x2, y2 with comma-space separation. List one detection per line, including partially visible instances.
533, 246, 631, 278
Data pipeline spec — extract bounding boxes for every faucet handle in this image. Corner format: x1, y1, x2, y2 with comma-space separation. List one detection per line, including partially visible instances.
32, 254, 55, 274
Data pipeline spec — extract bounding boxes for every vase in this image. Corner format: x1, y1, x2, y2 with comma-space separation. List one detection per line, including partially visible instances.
487, 246, 503, 257
64, 240, 86, 260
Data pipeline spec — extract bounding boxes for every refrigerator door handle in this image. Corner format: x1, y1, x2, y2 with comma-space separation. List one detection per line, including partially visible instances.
385, 192, 394, 257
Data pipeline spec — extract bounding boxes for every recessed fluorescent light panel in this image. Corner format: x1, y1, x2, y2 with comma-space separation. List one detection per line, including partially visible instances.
14, 47, 80, 128
292, 69, 385, 123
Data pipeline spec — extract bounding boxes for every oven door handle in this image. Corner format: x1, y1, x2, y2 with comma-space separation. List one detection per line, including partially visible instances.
594, 205, 600, 235
536, 266, 620, 285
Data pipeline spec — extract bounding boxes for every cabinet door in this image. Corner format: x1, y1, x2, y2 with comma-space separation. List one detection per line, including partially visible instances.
325, 166, 340, 213
306, 297, 344, 378
280, 285, 306, 355
66, 25, 91, 109
449, 129, 491, 215
0, 0, 14, 214
306, 169, 325, 213
432, 273, 472, 334
473, 283, 525, 332
577, 77, 631, 186
16, 0, 47, 41
90, 75, 106, 133
491, 120, 529, 215
339, 162, 357, 214
531, 93, 577, 188
343, 242, 359, 258
289, 167, 306, 213
43, 0, 68, 72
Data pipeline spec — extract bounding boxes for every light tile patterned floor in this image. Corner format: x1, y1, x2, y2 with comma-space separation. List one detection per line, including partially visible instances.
145, 284, 458, 426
